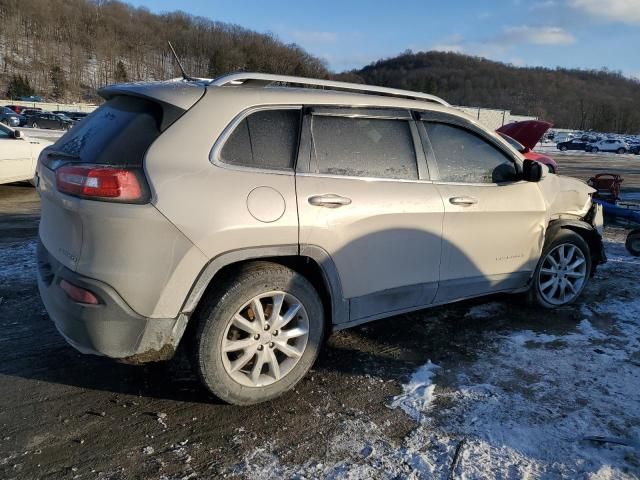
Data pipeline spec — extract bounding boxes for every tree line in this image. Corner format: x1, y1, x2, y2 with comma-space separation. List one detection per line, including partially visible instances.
337, 51, 640, 134
0, 0, 328, 102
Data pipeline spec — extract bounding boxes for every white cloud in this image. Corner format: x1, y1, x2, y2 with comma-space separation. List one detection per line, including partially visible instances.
431, 43, 465, 53
570, 0, 640, 25
501, 25, 576, 45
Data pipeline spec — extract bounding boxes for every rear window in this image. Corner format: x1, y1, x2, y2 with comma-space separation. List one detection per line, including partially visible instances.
52, 96, 163, 166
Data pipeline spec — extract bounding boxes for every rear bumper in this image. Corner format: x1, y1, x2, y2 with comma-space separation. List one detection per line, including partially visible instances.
37, 239, 187, 362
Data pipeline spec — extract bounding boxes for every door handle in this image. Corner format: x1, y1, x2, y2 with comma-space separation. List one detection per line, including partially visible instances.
449, 196, 478, 206
308, 194, 352, 208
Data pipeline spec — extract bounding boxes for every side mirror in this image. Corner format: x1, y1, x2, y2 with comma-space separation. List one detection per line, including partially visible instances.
522, 159, 543, 182
13, 129, 25, 139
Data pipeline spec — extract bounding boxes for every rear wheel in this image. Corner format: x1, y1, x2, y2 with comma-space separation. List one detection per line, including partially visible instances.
590, 146, 599, 153
192, 262, 324, 405
559, 145, 568, 151
530, 230, 591, 308
31, 122, 38, 128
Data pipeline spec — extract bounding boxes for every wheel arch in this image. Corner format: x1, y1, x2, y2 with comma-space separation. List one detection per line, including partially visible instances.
181, 245, 348, 330
546, 219, 605, 274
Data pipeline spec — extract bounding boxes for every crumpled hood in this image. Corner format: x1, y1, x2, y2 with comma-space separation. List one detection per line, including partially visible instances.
538, 174, 595, 219
497, 120, 553, 150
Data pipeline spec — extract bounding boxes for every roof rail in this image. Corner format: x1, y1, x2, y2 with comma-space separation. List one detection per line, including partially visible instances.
209, 72, 450, 107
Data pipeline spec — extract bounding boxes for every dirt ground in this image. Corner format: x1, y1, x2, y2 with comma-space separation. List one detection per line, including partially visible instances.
1, 153, 639, 479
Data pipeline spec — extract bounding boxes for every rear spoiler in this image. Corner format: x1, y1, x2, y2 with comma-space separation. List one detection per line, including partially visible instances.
99, 79, 206, 130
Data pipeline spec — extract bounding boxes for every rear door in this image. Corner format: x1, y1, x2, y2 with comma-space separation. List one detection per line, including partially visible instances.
418, 112, 547, 303
296, 107, 444, 324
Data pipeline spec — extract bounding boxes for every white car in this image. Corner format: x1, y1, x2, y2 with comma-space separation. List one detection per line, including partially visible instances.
586, 138, 629, 154
0, 123, 52, 185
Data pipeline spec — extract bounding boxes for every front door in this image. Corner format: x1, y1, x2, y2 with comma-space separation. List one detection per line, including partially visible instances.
418, 116, 547, 303
296, 107, 445, 323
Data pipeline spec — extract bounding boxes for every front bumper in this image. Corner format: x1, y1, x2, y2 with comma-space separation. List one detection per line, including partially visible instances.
37, 239, 186, 362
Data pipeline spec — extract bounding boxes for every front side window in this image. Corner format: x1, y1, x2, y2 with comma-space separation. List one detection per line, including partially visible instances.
425, 122, 518, 184
311, 115, 418, 180
220, 109, 300, 170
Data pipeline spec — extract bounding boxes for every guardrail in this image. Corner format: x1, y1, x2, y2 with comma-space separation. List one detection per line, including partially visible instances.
0, 99, 98, 113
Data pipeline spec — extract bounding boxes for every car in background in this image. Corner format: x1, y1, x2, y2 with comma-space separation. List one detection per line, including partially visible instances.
67, 111, 89, 121
496, 120, 558, 173
20, 95, 43, 102
5, 105, 35, 115
557, 138, 591, 152
586, 139, 629, 154
28, 112, 73, 130
0, 106, 21, 127
630, 144, 640, 155
0, 123, 53, 184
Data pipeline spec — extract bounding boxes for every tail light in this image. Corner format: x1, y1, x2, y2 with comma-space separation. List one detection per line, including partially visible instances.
60, 279, 100, 305
55, 164, 149, 203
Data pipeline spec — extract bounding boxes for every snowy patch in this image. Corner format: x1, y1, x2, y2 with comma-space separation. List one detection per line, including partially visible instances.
0, 241, 36, 284
463, 301, 505, 319
388, 361, 439, 421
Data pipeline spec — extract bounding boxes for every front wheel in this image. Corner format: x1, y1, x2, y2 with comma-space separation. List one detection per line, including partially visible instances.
31, 122, 38, 128
616, 148, 626, 154
590, 146, 599, 153
559, 145, 568, 151
192, 262, 325, 405
530, 230, 591, 308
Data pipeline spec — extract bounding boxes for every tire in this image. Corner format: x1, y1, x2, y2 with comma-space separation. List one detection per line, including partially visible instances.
626, 230, 640, 257
559, 145, 567, 151
591, 147, 598, 153
192, 262, 325, 405
31, 122, 38, 128
529, 229, 592, 309
616, 148, 626, 154
1, 119, 8, 126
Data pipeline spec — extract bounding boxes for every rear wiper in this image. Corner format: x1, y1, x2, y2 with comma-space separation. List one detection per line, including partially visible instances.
46, 150, 79, 160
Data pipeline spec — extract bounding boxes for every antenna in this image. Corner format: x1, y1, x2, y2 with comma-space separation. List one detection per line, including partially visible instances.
168, 41, 193, 81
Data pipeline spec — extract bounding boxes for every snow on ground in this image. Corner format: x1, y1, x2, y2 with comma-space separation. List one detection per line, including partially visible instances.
0, 240, 37, 284
231, 232, 640, 479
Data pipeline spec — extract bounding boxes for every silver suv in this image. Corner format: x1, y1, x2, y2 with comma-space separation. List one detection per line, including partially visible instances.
36, 73, 605, 404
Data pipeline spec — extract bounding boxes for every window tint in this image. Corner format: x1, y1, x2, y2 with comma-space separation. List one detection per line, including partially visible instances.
0, 127, 10, 139
52, 95, 162, 166
220, 109, 300, 170
425, 122, 517, 184
312, 115, 418, 180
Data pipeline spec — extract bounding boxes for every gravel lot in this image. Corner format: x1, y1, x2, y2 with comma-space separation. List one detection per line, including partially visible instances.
0, 153, 639, 479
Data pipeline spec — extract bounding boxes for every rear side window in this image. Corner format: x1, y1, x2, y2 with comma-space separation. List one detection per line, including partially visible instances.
52, 96, 162, 166
220, 109, 300, 170
311, 115, 418, 180
425, 122, 517, 184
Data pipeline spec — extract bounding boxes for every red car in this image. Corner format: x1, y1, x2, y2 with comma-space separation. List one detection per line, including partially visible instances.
497, 120, 558, 174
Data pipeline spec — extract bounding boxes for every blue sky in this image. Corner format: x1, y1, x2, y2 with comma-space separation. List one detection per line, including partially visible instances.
128, 0, 640, 78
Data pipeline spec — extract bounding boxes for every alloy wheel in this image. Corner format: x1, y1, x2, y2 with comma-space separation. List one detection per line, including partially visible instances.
221, 291, 310, 387
538, 243, 587, 305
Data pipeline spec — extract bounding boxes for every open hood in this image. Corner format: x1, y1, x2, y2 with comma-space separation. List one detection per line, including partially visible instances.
496, 120, 553, 150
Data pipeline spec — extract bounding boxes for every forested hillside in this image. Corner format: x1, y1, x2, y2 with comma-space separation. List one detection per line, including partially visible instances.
0, 0, 328, 102
337, 51, 640, 133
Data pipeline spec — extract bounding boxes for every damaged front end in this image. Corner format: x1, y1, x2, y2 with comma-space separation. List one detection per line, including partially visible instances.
540, 174, 607, 274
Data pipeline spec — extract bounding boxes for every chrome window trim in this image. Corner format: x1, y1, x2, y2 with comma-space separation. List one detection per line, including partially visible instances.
295, 171, 435, 185
209, 104, 303, 176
